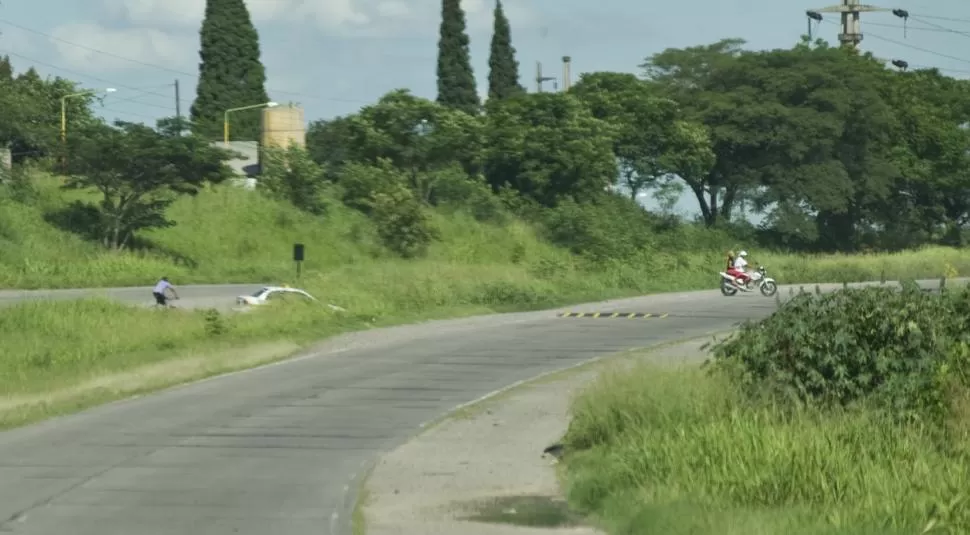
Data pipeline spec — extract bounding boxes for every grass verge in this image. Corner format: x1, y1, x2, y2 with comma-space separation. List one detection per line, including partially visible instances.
561, 362, 970, 534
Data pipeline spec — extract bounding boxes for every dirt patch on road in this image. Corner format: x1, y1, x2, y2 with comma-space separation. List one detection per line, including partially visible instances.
360, 338, 713, 535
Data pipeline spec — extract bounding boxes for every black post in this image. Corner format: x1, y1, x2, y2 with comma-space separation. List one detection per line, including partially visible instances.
293, 243, 304, 281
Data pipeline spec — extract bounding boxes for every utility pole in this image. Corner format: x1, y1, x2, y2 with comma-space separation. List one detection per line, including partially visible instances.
562, 56, 571, 91
174, 79, 181, 122
535, 61, 556, 92
806, 0, 890, 49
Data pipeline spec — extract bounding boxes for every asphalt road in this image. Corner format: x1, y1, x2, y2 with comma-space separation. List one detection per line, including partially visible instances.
0, 278, 963, 534
0, 284, 268, 310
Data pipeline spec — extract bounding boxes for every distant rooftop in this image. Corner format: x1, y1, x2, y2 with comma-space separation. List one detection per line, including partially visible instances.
213, 140, 259, 177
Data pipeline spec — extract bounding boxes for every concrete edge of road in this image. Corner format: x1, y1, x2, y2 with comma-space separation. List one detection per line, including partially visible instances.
349, 330, 736, 535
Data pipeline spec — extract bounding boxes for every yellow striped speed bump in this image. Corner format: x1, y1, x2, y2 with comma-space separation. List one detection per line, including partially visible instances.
557, 312, 669, 319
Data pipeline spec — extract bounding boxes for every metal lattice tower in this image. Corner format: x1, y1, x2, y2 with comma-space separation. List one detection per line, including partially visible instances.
807, 0, 891, 48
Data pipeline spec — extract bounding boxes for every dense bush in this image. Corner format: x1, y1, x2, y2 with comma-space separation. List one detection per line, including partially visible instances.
711, 284, 970, 423
541, 195, 656, 262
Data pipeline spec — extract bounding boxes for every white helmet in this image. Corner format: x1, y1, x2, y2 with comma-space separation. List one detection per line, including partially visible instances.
738, 250, 748, 257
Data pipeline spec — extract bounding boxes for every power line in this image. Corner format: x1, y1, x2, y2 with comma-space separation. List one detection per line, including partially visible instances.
0, 49, 174, 109
866, 21, 968, 34
903, 13, 970, 25
0, 18, 192, 77
906, 15, 970, 39
816, 17, 970, 69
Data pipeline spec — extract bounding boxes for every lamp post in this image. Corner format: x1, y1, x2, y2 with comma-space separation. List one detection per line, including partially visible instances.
60, 87, 115, 173
61, 87, 116, 143
223, 101, 278, 146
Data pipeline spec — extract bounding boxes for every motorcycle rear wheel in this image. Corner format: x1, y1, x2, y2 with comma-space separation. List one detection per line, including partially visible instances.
721, 280, 738, 296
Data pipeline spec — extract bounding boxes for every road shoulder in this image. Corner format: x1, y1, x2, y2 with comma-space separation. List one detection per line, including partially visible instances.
359, 337, 715, 535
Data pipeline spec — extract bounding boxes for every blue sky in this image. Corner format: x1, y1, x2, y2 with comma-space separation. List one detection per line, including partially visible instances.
1, 0, 970, 217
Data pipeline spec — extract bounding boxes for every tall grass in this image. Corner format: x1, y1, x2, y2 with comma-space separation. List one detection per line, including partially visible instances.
562, 363, 970, 534
1, 177, 969, 289
3, 177, 970, 430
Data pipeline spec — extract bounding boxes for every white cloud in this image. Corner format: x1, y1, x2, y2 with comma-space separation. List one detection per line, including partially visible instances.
50, 23, 194, 72
45, 0, 536, 71
94, 0, 533, 36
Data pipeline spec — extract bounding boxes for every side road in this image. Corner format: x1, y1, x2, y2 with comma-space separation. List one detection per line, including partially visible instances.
358, 337, 716, 535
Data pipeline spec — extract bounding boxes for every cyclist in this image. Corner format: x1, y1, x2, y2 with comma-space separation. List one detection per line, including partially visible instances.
152, 277, 179, 307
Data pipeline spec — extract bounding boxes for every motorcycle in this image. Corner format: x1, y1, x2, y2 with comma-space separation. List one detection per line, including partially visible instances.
719, 265, 778, 297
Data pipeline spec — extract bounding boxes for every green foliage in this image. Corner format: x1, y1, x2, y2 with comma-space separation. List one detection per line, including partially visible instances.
484, 93, 618, 207
570, 72, 715, 200
336, 161, 438, 257
203, 308, 230, 336
562, 363, 970, 534
190, 0, 270, 140
0, 55, 12, 80
541, 195, 654, 262
60, 121, 233, 249
305, 115, 356, 173
436, 0, 479, 115
427, 166, 507, 223
347, 89, 485, 189
711, 286, 970, 424
487, 0, 524, 101
370, 184, 438, 258
0, 67, 97, 162
259, 143, 332, 215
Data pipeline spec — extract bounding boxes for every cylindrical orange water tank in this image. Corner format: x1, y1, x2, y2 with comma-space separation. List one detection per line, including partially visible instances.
261, 105, 306, 149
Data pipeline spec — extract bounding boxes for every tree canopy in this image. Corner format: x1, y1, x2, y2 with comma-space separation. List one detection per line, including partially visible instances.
6, 29, 970, 257
436, 0, 480, 115
487, 0, 524, 102
190, 0, 270, 140
62, 121, 233, 249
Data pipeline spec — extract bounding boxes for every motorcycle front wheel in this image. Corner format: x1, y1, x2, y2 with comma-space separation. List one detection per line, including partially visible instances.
760, 280, 778, 297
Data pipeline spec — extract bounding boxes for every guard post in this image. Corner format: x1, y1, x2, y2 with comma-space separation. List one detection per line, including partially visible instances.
293, 243, 304, 281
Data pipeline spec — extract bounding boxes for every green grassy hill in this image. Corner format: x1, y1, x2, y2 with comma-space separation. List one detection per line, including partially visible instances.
0, 175, 643, 292
3, 174, 970, 293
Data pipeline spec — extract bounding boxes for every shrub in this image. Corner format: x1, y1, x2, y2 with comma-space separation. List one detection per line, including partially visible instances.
337, 159, 406, 211
710, 284, 970, 423
370, 185, 438, 258
258, 144, 334, 215
428, 166, 507, 223
541, 195, 654, 262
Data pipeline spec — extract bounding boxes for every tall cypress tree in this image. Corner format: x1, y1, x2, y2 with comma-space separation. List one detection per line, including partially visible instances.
0, 55, 12, 81
436, 0, 480, 115
191, 0, 270, 140
487, 0, 523, 101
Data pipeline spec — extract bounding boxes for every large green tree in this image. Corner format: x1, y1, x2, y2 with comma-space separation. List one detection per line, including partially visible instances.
571, 72, 714, 202
487, 0, 523, 102
340, 89, 485, 202
436, 0, 480, 114
0, 67, 96, 163
644, 39, 770, 226
484, 93, 617, 207
190, 0, 270, 140
881, 68, 970, 247
62, 121, 233, 249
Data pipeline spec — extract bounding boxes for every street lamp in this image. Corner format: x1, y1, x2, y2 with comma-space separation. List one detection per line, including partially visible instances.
224, 101, 278, 145
61, 88, 116, 142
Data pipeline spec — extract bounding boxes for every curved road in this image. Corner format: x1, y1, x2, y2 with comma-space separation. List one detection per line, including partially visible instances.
0, 279, 960, 534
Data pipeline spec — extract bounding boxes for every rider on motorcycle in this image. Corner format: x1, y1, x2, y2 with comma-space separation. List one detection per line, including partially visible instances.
726, 250, 751, 289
